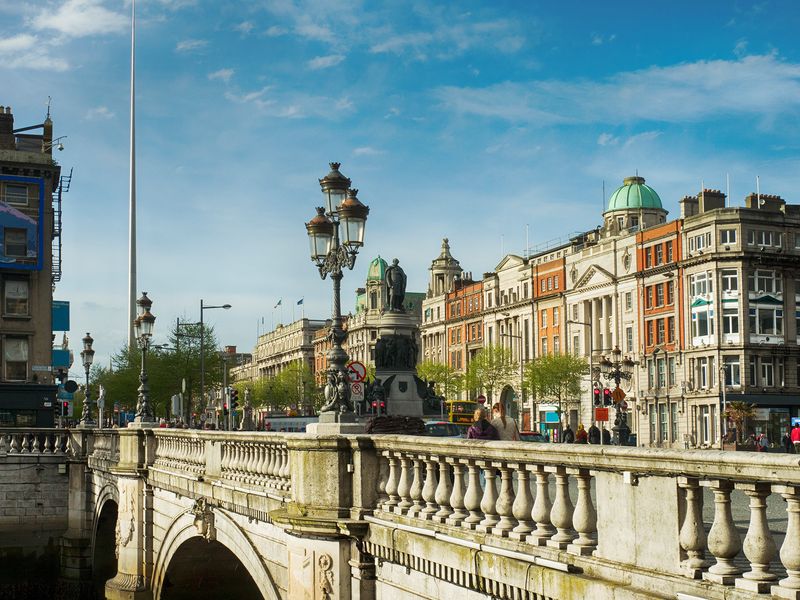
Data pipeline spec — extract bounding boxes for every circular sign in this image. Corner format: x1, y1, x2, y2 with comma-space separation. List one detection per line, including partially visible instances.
347, 361, 367, 383
64, 379, 79, 393
477, 394, 487, 404
351, 382, 363, 395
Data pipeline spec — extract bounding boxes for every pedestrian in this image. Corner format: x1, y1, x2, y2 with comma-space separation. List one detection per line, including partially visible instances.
588, 424, 601, 444
601, 427, 611, 445
783, 430, 792, 453
490, 402, 520, 441
467, 408, 499, 440
757, 433, 769, 453
562, 424, 575, 444
791, 424, 800, 453
575, 424, 588, 444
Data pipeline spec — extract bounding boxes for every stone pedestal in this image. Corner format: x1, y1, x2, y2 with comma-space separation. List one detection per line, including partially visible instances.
307, 412, 365, 435
374, 311, 424, 418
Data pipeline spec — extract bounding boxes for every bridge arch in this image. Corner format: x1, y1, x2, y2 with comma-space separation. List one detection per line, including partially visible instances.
91, 487, 119, 599
152, 506, 281, 600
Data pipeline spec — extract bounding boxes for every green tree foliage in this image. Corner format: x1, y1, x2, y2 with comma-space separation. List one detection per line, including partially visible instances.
92, 321, 223, 420
725, 401, 757, 443
464, 345, 516, 402
234, 360, 322, 414
416, 359, 463, 400
523, 353, 587, 419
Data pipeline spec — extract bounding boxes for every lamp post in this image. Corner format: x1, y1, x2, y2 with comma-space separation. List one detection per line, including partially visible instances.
79, 333, 95, 427
305, 163, 369, 418
199, 299, 231, 422
133, 292, 156, 423
598, 346, 637, 445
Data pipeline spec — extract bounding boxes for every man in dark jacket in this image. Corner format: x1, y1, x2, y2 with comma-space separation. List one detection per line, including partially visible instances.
588, 424, 601, 444
467, 408, 499, 440
601, 427, 612, 445
562, 424, 575, 443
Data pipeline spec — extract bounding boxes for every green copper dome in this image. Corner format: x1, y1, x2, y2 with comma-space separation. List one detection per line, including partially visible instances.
366, 256, 388, 281
606, 176, 663, 212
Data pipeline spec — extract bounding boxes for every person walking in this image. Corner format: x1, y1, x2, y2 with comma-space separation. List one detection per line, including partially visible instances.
791, 424, 800, 453
467, 408, 499, 440
588, 424, 601, 445
562, 424, 575, 444
783, 430, 793, 453
490, 402, 520, 441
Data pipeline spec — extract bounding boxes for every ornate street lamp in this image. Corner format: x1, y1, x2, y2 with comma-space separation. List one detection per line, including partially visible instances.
133, 292, 156, 423
305, 163, 369, 417
79, 332, 95, 427
598, 346, 638, 445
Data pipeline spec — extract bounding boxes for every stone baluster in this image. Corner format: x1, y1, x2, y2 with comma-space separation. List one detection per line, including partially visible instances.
265, 443, 277, 485
462, 460, 483, 530
432, 458, 453, 523
0, 434, 7, 454
567, 468, 597, 556
279, 446, 290, 489
678, 477, 711, 578
547, 467, 575, 549
9, 433, 19, 453
445, 458, 468, 527
19, 433, 29, 453
375, 454, 388, 508
247, 443, 258, 484
220, 441, 230, 473
395, 455, 413, 514
735, 482, 778, 593
773, 485, 800, 599
510, 463, 534, 541
407, 456, 424, 518
477, 461, 499, 533
254, 443, 267, 482
383, 452, 400, 512
492, 463, 517, 537
703, 480, 743, 585
53, 433, 63, 455
44, 434, 53, 454
32, 435, 40, 454
529, 466, 556, 547
419, 457, 438, 520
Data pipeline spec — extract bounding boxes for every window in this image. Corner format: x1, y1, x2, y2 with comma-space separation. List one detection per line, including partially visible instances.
4, 229, 26, 257
689, 232, 712, 252
625, 292, 632, 311
572, 304, 578, 320
4, 337, 28, 381
668, 317, 675, 342
553, 307, 559, 324
541, 338, 548, 355
723, 356, 741, 387
749, 305, 783, 335
646, 287, 653, 309
540, 280, 546, 292
4, 279, 28, 315
553, 336, 560, 353
689, 272, 713, 297
645, 248, 652, 268
547, 277, 553, 291
572, 334, 580, 356
370, 330, 377, 340
723, 306, 739, 334
668, 356, 676, 387
657, 319, 665, 344
748, 270, 782, 295
666, 241, 673, 262
4, 184, 28, 206
554, 276, 559, 289
750, 356, 758, 386
541, 310, 547, 328
656, 284, 665, 307
761, 359, 774, 387
748, 230, 782, 247
670, 402, 679, 442
647, 321, 654, 346
666, 281, 674, 305
659, 403, 668, 442
626, 326, 633, 353
698, 357, 710, 389
647, 360, 655, 389
655, 244, 664, 265
523, 283, 528, 298
720, 229, 737, 245
692, 305, 714, 337
721, 270, 738, 292
657, 357, 666, 388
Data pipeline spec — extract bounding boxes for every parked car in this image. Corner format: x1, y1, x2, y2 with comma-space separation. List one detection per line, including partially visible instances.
424, 421, 465, 437
520, 431, 549, 443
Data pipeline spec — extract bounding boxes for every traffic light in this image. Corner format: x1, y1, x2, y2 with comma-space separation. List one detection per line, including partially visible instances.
62, 401, 70, 416
603, 388, 613, 406
223, 403, 229, 416
593, 387, 601, 407
230, 388, 239, 410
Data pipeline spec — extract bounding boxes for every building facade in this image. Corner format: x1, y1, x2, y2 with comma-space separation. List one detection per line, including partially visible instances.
420, 239, 462, 367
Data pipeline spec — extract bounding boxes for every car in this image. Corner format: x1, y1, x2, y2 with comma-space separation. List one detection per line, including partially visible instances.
424, 421, 465, 437
519, 431, 549, 443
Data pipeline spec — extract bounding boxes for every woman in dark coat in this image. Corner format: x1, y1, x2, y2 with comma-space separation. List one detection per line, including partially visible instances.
467, 408, 499, 440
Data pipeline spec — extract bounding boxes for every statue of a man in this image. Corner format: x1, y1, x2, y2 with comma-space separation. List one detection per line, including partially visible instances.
386, 258, 407, 312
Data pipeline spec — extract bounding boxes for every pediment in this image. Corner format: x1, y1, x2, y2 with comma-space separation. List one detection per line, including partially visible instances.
573, 264, 615, 289
494, 254, 524, 272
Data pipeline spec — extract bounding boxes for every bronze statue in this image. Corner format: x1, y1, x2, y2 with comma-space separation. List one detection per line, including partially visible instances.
386, 258, 407, 312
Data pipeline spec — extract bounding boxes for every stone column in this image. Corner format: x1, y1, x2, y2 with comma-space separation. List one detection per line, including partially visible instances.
60, 429, 93, 585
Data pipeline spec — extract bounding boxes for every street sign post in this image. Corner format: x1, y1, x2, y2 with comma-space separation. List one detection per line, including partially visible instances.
350, 381, 365, 404
347, 361, 367, 383
594, 407, 609, 422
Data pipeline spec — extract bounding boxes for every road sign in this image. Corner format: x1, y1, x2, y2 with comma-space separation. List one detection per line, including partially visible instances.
611, 387, 626, 403
347, 361, 367, 383
350, 382, 365, 403
594, 407, 610, 422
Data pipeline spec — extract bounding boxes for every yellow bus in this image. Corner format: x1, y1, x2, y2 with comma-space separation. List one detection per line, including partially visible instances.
447, 400, 477, 427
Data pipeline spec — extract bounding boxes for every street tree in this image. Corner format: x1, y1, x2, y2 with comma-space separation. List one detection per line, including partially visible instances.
523, 353, 587, 425
725, 401, 757, 443
416, 359, 463, 400
464, 345, 516, 402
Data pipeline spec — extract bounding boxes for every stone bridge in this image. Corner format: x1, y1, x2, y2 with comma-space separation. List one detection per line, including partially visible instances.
3, 427, 800, 599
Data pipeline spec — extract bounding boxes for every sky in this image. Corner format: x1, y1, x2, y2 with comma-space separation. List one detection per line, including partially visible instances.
1, 0, 800, 379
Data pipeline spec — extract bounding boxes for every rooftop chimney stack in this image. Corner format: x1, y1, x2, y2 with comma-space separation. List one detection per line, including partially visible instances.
0, 104, 14, 150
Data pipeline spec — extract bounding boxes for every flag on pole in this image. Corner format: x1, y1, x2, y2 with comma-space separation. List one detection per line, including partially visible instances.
297, 298, 304, 305
274, 299, 282, 308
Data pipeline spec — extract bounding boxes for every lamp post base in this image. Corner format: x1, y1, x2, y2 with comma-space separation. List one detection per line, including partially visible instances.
127, 419, 158, 429
307, 411, 364, 434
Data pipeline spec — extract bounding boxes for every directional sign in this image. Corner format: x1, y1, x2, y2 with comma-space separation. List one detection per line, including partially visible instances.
594, 407, 610, 422
347, 361, 367, 383
611, 387, 626, 403
350, 382, 365, 403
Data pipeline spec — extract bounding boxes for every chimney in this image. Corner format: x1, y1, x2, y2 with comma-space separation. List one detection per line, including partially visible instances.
679, 195, 699, 218
225, 345, 237, 354
699, 189, 725, 213
0, 105, 14, 150
745, 193, 785, 212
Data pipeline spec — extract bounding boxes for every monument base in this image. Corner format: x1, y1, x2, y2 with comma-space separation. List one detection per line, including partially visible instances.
307, 411, 365, 435
126, 419, 159, 429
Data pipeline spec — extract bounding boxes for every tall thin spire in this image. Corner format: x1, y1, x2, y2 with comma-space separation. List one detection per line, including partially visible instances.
127, 0, 137, 347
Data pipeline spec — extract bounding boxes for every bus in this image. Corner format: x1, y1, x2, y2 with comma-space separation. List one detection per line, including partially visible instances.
447, 400, 477, 428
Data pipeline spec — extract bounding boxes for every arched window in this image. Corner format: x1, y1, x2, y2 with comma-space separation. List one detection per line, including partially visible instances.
370, 292, 378, 309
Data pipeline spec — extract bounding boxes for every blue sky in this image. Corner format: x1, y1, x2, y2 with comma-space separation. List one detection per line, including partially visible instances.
2, 0, 800, 376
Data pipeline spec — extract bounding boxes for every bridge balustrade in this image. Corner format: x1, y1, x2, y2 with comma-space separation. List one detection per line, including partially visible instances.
0, 427, 71, 455
369, 436, 800, 598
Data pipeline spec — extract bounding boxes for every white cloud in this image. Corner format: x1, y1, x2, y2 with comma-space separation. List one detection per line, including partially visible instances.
0, 33, 69, 71
295, 23, 335, 43
734, 38, 748, 58
85, 106, 115, 120
176, 39, 207, 52
435, 54, 800, 126
223, 85, 353, 119
234, 21, 254, 34
591, 33, 616, 45
265, 25, 288, 37
208, 68, 235, 82
32, 0, 127, 38
597, 133, 618, 146
353, 146, 383, 156
306, 54, 345, 70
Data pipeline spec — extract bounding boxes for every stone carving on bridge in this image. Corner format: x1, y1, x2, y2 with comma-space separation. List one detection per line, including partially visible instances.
114, 488, 136, 558
192, 497, 216, 542
318, 553, 334, 599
